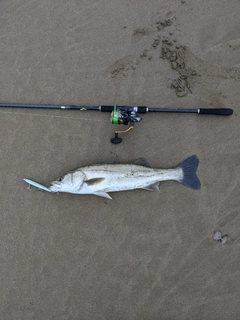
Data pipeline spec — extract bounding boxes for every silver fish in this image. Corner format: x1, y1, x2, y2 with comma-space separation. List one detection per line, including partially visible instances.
23, 178, 52, 192
49, 155, 200, 199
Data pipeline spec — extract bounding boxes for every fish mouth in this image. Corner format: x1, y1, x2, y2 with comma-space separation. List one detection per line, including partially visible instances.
49, 181, 62, 191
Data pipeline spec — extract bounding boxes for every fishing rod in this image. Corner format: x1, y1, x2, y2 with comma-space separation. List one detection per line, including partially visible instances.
0, 103, 233, 144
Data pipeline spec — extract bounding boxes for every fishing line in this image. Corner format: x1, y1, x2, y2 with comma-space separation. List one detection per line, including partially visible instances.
0, 110, 109, 123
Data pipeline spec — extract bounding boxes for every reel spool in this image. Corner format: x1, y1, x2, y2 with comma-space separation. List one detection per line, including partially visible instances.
110, 106, 142, 144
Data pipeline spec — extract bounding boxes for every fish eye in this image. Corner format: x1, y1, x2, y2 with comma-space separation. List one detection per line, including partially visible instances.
58, 176, 63, 182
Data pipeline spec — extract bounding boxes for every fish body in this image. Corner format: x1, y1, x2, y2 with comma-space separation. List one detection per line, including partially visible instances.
49, 155, 200, 199
23, 178, 52, 192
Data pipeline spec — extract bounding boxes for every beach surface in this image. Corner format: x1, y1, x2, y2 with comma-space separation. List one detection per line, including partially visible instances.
1, 0, 240, 319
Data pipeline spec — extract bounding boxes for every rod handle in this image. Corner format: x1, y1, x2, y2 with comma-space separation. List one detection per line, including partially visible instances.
100, 106, 147, 112
198, 108, 233, 116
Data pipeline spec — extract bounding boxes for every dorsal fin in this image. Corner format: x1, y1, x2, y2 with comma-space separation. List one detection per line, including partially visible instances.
131, 158, 151, 167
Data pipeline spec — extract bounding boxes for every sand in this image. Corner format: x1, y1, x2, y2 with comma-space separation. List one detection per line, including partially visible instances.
1, 0, 240, 319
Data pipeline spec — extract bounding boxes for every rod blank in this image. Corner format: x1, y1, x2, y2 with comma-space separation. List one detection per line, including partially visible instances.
0, 103, 99, 110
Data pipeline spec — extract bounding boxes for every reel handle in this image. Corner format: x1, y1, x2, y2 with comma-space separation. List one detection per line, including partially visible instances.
110, 126, 134, 144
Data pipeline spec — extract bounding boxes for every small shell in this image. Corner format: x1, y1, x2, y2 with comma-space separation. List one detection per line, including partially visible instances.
220, 236, 228, 244
213, 231, 222, 241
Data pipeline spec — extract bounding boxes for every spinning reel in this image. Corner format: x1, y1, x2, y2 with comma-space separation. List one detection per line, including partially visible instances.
110, 106, 142, 144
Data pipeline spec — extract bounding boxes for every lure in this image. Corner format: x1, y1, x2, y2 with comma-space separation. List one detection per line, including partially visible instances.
23, 178, 52, 192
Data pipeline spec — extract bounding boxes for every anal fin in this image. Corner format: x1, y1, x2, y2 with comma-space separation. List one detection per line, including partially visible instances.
142, 182, 160, 191
93, 192, 112, 199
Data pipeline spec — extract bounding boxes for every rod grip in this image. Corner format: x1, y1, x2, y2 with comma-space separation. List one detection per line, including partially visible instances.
198, 108, 233, 115
100, 106, 114, 112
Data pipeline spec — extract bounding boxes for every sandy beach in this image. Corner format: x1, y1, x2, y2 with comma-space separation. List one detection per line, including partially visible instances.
1, 0, 240, 319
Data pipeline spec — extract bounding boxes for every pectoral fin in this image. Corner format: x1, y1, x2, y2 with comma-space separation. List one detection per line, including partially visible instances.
93, 192, 112, 199
142, 182, 160, 191
85, 178, 105, 186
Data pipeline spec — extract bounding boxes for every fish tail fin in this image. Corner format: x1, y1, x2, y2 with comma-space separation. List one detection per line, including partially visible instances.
177, 155, 201, 190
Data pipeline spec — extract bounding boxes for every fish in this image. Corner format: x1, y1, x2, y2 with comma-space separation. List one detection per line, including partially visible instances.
23, 178, 52, 192
49, 155, 200, 199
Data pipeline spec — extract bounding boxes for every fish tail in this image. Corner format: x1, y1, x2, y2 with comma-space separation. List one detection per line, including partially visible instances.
177, 155, 201, 190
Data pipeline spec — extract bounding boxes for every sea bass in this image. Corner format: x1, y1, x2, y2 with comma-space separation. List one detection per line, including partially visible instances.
49, 155, 200, 199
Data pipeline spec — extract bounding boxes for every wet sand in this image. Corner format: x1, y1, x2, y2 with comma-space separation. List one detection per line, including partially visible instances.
1, 0, 240, 319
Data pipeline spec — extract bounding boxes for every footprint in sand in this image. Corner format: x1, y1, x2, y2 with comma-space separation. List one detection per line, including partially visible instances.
107, 55, 139, 78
